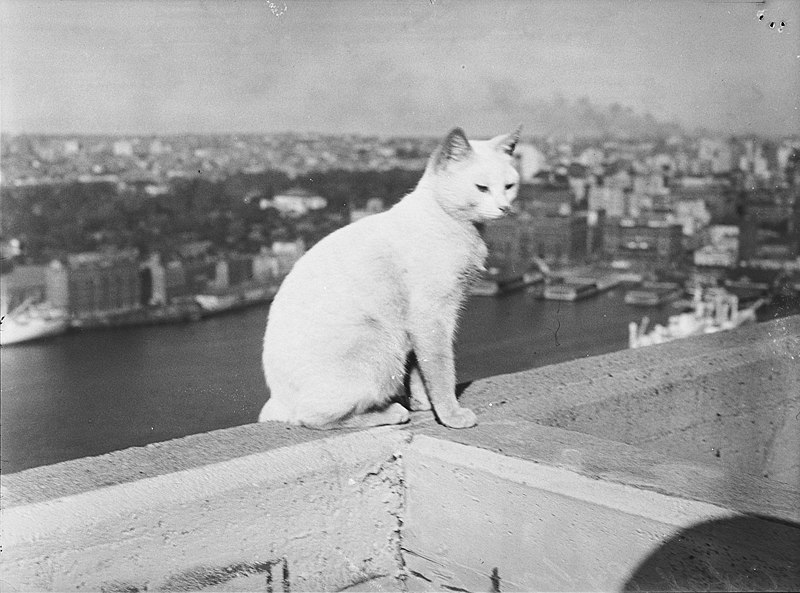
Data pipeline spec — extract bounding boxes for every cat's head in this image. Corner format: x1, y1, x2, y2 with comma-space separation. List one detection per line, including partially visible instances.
426, 127, 521, 222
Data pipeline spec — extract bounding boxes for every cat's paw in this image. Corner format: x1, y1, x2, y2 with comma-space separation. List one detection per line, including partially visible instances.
386, 402, 411, 424
438, 406, 477, 429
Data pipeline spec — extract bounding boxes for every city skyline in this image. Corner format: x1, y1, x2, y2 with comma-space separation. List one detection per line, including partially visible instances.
1, 0, 798, 138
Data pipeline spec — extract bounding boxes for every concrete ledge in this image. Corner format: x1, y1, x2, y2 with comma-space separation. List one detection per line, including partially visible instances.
1, 422, 344, 508
2, 429, 409, 592
448, 314, 800, 486
403, 435, 800, 592
2, 316, 798, 591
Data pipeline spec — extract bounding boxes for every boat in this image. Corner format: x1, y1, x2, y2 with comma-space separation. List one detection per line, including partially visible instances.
0, 299, 70, 346
543, 280, 599, 301
469, 267, 543, 297
195, 283, 278, 316
194, 293, 243, 315
624, 282, 683, 306
629, 287, 764, 349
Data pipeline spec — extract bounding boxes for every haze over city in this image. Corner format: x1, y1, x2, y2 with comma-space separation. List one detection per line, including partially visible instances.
1, 0, 798, 138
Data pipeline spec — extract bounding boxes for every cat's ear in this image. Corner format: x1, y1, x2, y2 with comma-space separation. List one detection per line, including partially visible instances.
491, 126, 522, 156
434, 127, 473, 169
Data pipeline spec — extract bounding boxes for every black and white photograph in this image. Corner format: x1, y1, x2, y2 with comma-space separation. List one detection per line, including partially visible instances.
1, 0, 799, 590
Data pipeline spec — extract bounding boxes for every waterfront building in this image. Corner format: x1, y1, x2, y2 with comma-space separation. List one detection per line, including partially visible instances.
694, 225, 740, 268
179, 259, 219, 296
484, 209, 588, 269
46, 250, 141, 319
163, 260, 190, 302
252, 249, 281, 284
226, 254, 255, 287
738, 187, 800, 261
515, 182, 575, 217
140, 254, 167, 306
603, 218, 684, 266
271, 239, 306, 276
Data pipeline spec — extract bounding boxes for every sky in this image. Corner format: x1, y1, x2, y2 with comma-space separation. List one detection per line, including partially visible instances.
1, 0, 798, 137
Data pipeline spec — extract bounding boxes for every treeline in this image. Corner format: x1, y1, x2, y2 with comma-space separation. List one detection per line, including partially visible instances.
0, 167, 424, 263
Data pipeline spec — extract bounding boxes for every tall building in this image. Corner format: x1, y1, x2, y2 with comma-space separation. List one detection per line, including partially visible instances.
47, 250, 141, 319
737, 186, 799, 261
603, 218, 684, 266
484, 210, 588, 270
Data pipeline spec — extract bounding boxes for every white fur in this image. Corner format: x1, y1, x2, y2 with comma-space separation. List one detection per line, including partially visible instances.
259, 128, 520, 429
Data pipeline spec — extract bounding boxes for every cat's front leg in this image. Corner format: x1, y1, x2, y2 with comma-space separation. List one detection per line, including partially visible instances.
408, 360, 432, 411
409, 319, 476, 429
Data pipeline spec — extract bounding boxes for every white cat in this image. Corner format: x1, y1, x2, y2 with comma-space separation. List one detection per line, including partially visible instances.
259, 127, 520, 429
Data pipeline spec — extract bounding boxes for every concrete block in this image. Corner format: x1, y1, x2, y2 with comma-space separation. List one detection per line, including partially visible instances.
1, 428, 409, 592
402, 435, 800, 592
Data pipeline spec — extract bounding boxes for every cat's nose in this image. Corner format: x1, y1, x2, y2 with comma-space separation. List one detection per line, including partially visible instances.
499, 205, 511, 214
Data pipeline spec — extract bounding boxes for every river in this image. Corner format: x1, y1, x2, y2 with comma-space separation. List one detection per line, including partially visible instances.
1, 287, 674, 473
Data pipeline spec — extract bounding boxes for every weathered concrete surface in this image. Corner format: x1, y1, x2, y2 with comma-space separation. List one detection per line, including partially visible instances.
416, 420, 800, 525
1, 428, 408, 592
403, 435, 800, 592
1, 421, 345, 508
443, 315, 800, 487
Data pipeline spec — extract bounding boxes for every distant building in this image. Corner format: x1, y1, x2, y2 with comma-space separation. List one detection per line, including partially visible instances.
694, 225, 739, 268
226, 254, 255, 287
484, 210, 588, 269
112, 140, 134, 157
253, 249, 281, 283
513, 144, 547, 181
270, 188, 327, 216
271, 239, 306, 276
350, 197, 386, 223
47, 250, 141, 319
515, 182, 575, 217
62, 139, 81, 156
674, 196, 711, 236
738, 187, 800, 261
141, 254, 167, 306
590, 168, 632, 218
603, 218, 684, 266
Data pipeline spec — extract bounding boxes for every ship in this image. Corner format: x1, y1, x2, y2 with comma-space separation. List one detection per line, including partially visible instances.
629, 287, 764, 349
542, 280, 599, 301
194, 284, 277, 317
469, 266, 544, 297
0, 298, 70, 346
542, 271, 623, 302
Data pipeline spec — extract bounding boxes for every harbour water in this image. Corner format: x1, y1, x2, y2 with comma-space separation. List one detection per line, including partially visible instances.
0, 287, 675, 473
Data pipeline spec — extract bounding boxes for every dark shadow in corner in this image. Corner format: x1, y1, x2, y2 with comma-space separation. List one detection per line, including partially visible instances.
623, 515, 800, 592
455, 380, 473, 399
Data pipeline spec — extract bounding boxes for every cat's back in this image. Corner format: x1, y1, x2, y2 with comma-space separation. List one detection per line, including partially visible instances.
268, 208, 407, 316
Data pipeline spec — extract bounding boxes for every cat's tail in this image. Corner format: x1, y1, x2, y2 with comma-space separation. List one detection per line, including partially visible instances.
258, 396, 294, 423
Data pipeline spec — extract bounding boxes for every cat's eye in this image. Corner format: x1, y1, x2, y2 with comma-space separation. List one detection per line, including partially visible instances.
505, 183, 516, 190
475, 184, 489, 193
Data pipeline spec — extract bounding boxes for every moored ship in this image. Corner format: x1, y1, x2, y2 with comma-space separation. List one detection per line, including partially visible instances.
629, 287, 764, 349
0, 299, 70, 346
